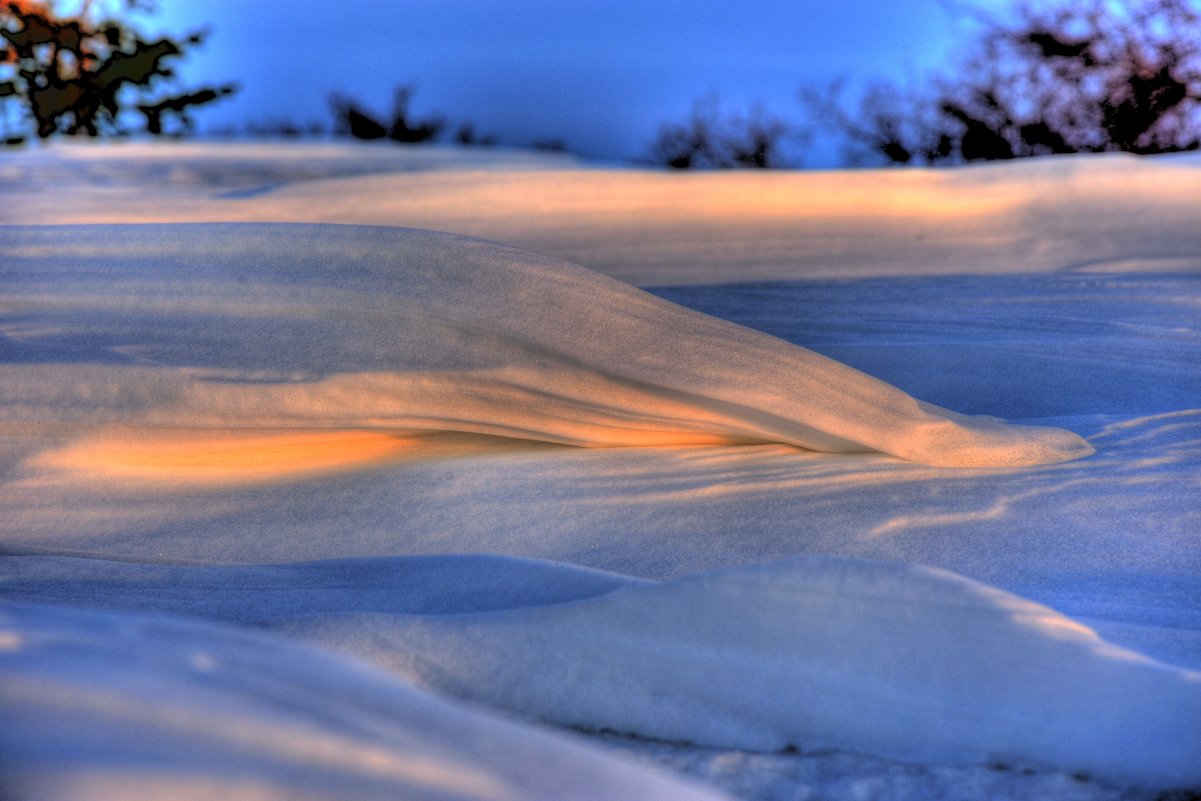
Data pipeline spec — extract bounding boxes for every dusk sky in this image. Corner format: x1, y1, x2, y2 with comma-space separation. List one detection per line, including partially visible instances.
142, 1, 998, 165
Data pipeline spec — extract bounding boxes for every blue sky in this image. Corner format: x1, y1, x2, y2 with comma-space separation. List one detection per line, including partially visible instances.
139, 0, 993, 165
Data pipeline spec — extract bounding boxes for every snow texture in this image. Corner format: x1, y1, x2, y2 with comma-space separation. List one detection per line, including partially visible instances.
1, 222, 1091, 468
0, 600, 726, 801
1, 141, 1199, 800
7, 553, 1198, 787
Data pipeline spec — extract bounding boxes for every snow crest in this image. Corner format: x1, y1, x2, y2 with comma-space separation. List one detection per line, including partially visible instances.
285, 556, 1201, 790
6, 552, 1198, 788
2, 223, 1091, 471
0, 599, 727, 801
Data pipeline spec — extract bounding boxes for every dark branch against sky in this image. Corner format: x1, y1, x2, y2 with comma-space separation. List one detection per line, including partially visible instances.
145, 0, 978, 164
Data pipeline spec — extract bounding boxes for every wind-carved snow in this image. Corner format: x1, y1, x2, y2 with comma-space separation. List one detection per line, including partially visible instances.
3, 147, 1198, 801
2, 223, 1090, 481
277, 557, 1201, 790
7, 552, 1198, 789
0, 600, 727, 801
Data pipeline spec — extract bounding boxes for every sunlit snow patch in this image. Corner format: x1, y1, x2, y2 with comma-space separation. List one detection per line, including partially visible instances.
2, 222, 1091, 487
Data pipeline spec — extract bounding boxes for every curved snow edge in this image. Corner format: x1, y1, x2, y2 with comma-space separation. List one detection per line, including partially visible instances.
4, 223, 1092, 469
286, 556, 1201, 790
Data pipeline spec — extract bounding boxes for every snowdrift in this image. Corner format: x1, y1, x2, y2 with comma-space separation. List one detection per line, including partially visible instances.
3, 143, 1198, 801
0, 600, 725, 801
6, 142, 1201, 286
3, 222, 1090, 470
294, 557, 1201, 789
6, 553, 1200, 788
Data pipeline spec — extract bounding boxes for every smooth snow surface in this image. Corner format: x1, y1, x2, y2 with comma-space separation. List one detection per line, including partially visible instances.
0, 601, 726, 801
1, 142, 1199, 800
5, 141, 1201, 285
7, 554, 1196, 786
1, 222, 1089, 468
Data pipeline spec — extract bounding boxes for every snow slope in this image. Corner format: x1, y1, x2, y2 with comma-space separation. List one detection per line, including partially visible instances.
5, 141, 1201, 285
6, 554, 1199, 788
2, 223, 1088, 468
1, 141, 1198, 800
0, 600, 727, 801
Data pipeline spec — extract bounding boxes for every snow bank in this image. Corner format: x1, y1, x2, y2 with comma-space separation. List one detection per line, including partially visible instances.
282, 557, 1201, 790
2, 222, 1089, 468
0, 600, 728, 801
6, 143, 1200, 286
7, 552, 1197, 788
4, 143, 1198, 800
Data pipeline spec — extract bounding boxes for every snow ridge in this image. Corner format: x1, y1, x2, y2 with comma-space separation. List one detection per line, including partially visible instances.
3, 223, 1091, 472
7, 552, 1197, 788
287, 556, 1201, 789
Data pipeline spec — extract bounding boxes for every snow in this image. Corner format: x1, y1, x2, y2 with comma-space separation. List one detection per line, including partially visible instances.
0, 600, 726, 801
5, 141, 1201, 285
1, 140, 1199, 800
1, 222, 1089, 467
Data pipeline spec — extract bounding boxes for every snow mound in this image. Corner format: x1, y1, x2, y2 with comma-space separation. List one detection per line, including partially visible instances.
0, 600, 728, 801
285, 557, 1201, 790
8, 552, 1197, 788
9, 144, 1200, 287
2, 222, 1090, 469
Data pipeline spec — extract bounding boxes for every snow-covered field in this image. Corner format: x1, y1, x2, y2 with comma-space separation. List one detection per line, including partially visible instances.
1, 141, 1199, 800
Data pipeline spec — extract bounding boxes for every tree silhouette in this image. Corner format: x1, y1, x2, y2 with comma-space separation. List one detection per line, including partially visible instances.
453, 122, 496, 146
650, 95, 801, 169
0, 0, 236, 144
809, 0, 1201, 164
329, 84, 444, 144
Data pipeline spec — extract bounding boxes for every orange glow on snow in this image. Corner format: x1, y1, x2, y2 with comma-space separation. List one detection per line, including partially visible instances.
31, 427, 550, 488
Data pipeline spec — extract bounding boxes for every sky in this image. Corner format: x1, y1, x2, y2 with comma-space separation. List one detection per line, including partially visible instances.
133, 0, 996, 166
